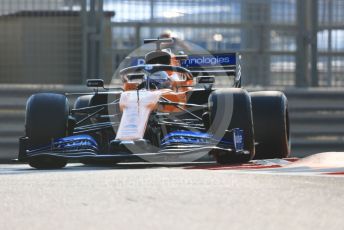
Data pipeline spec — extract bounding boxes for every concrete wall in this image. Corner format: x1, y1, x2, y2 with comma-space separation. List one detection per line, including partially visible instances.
0, 12, 113, 84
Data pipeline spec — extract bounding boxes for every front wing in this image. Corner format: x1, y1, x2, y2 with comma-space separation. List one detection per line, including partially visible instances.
18, 129, 249, 163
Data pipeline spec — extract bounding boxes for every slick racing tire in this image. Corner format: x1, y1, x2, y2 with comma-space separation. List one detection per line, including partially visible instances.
29, 156, 68, 170
25, 93, 69, 169
250, 91, 290, 159
208, 88, 255, 164
73, 95, 93, 124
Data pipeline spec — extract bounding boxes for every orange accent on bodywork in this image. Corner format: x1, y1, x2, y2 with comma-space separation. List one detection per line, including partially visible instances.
171, 79, 193, 92
116, 89, 190, 141
123, 82, 139, 91
159, 90, 188, 112
116, 53, 196, 140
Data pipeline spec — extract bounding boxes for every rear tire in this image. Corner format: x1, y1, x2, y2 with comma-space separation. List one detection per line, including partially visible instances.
250, 91, 290, 159
208, 89, 255, 164
25, 93, 69, 169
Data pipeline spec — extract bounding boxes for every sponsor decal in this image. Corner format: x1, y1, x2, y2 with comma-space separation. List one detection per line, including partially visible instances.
233, 128, 244, 151
129, 53, 236, 67
131, 58, 145, 66
181, 54, 236, 67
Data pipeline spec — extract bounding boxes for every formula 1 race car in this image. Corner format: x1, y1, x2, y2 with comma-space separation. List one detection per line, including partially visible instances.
18, 38, 290, 169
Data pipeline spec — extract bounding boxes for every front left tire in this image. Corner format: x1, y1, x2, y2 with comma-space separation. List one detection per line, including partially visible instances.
25, 93, 69, 169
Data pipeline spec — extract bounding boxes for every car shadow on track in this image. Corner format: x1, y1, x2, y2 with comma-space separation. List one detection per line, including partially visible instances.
0, 161, 217, 175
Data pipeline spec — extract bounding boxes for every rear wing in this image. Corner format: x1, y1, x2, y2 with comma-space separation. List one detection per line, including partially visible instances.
126, 52, 242, 87
180, 53, 242, 87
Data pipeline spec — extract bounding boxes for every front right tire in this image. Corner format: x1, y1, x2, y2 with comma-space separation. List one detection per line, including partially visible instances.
208, 88, 255, 164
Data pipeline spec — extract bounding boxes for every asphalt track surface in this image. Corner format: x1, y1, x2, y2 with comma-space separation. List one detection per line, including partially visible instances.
1, 154, 344, 230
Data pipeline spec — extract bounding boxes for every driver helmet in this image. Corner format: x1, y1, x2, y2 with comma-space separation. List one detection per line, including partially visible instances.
149, 71, 171, 89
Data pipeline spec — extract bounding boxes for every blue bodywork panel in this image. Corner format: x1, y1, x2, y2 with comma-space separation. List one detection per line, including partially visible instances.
27, 134, 99, 154
54, 135, 98, 151
161, 131, 211, 145
26, 130, 243, 155
161, 129, 244, 151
